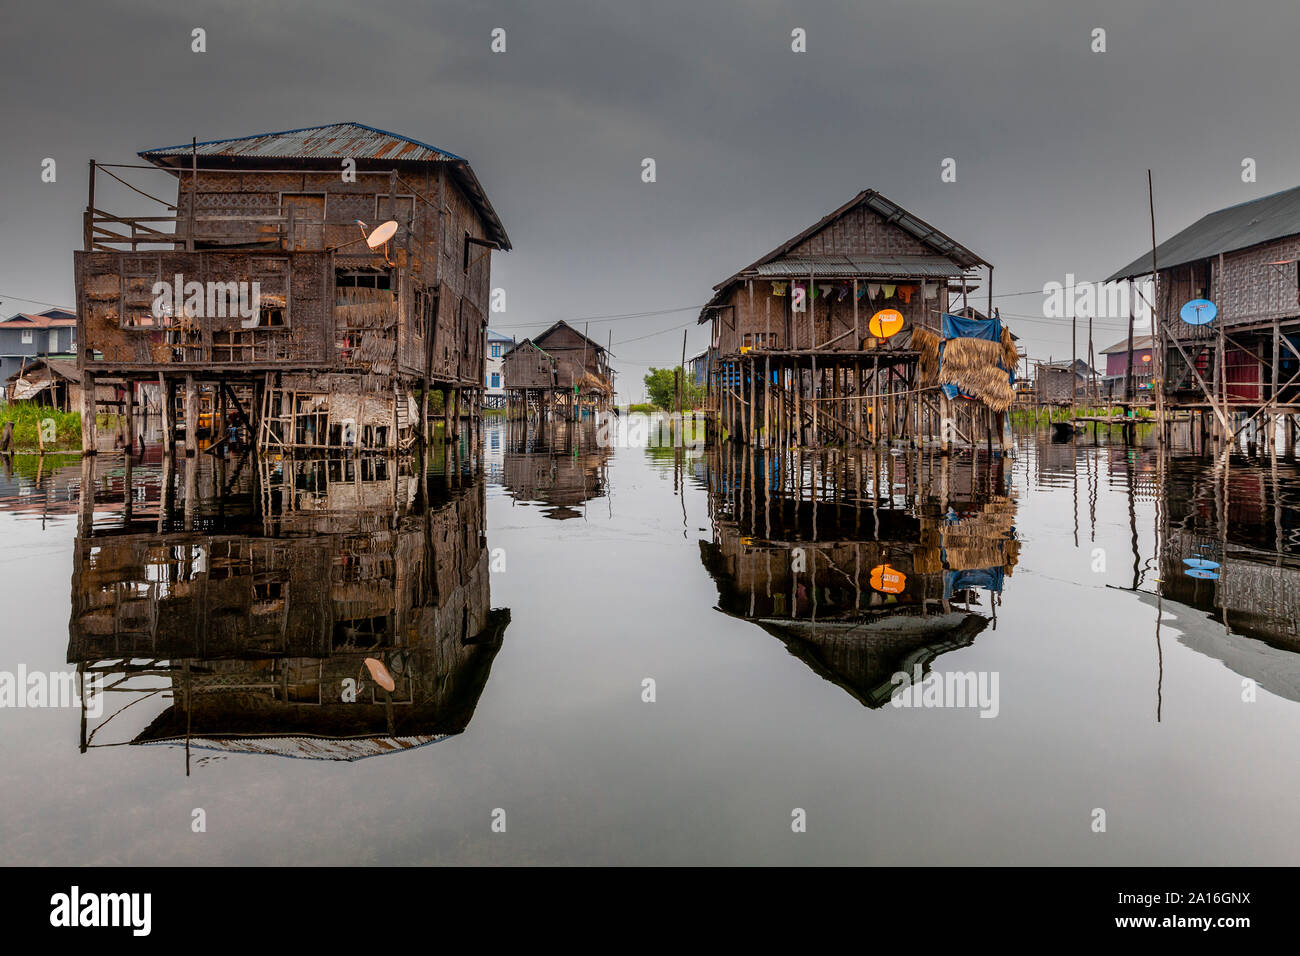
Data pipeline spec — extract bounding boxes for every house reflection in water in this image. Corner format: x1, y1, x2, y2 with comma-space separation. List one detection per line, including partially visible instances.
67, 447, 508, 768
699, 444, 1019, 707
501, 419, 610, 519
1153, 451, 1300, 703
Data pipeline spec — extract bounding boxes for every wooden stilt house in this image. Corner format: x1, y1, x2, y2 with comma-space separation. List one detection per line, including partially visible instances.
699, 189, 1004, 449
1109, 184, 1300, 450
74, 122, 510, 455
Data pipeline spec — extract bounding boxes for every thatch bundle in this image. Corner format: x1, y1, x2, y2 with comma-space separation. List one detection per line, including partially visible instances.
912, 326, 941, 386
941, 498, 1019, 571
999, 326, 1018, 371
578, 370, 611, 393
336, 287, 397, 331
937, 337, 1015, 411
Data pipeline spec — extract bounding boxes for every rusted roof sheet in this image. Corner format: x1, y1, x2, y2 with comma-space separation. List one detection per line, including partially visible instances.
140, 122, 465, 162
0, 312, 76, 328
5, 358, 81, 385
753, 255, 964, 278
140, 123, 511, 249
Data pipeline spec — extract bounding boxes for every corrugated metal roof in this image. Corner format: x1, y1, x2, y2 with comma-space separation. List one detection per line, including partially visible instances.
1109, 185, 1300, 281
700, 189, 987, 323
140, 122, 511, 251
753, 255, 963, 278
140, 122, 465, 162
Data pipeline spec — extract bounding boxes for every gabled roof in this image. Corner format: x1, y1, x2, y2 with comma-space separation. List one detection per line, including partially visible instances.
1100, 334, 1155, 355
486, 327, 514, 341
0, 311, 76, 328
533, 320, 611, 357
699, 189, 988, 322
502, 338, 553, 361
140, 121, 465, 163
140, 122, 510, 250
1109, 185, 1300, 281
1040, 357, 1099, 376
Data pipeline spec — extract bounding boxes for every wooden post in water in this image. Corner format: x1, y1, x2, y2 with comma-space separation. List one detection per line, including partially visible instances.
124, 380, 135, 456
81, 372, 98, 455
184, 374, 198, 457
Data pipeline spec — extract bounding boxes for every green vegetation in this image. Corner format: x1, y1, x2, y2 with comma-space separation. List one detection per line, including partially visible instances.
627, 403, 657, 415
1009, 405, 1155, 426
7, 452, 80, 479
643, 366, 704, 411
0, 403, 95, 452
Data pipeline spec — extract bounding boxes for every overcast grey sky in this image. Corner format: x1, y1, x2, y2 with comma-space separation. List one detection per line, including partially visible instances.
4, 0, 1299, 394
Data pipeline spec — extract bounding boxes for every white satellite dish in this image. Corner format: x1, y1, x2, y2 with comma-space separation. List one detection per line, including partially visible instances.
366, 220, 399, 249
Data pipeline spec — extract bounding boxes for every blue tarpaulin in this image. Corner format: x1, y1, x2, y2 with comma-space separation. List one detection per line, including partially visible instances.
944, 567, 1005, 599
941, 312, 1003, 342
938, 313, 1015, 400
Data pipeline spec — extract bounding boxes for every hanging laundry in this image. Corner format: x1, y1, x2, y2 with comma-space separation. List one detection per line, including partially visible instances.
856, 284, 870, 300
771, 281, 787, 296
868, 283, 882, 299
883, 284, 897, 299
837, 285, 850, 301
898, 285, 916, 304
921, 281, 936, 300
819, 285, 832, 299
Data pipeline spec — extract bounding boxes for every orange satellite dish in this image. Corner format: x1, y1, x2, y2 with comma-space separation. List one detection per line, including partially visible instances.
365, 220, 399, 249
869, 563, 907, 594
364, 657, 396, 692
869, 309, 905, 339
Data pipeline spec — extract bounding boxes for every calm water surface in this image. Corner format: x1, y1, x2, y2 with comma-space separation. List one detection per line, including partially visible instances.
0, 421, 1298, 864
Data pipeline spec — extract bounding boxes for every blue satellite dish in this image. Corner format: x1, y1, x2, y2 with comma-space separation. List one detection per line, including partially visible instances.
1185, 568, 1220, 580
1183, 558, 1220, 571
1179, 299, 1217, 325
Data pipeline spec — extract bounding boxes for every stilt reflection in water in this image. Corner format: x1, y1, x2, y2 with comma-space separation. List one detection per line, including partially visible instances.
66, 448, 508, 772
697, 443, 1018, 707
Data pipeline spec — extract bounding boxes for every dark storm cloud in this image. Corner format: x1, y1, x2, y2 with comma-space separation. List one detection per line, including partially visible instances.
4, 0, 1299, 392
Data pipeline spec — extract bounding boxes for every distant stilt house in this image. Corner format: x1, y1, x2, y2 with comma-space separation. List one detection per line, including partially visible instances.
699, 190, 1009, 450
502, 320, 613, 419
1098, 334, 1154, 401
1108, 185, 1300, 449
1034, 358, 1100, 406
74, 122, 510, 455
531, 320, 614, 418
687, 349, 710, 388
500, 338, 558, 418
